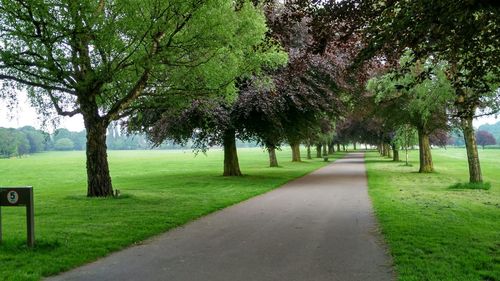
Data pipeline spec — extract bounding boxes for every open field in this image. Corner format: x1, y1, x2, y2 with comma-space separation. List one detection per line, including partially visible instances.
366, 148, 500, 281
0, 148, 345, 281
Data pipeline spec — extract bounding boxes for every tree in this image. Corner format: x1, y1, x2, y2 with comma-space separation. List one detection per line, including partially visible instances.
395, 124, 418, 166
233, 79, 287, 167
20, 126, 48, 153
0, 0, 277, 196
54, 138, 75, 151
478, 121, 500, 144
262, 1, 346, 162
141, 99, 246, 176
367, 54, 454, 172
476, 130, 496, 149
313, 0, 500, 183
430, 129, 453, 149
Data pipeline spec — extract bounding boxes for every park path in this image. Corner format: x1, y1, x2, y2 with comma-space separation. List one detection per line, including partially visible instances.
46, 153, 394, 281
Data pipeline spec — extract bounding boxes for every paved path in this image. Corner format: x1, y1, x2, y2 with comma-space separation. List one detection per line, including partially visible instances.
47, 153, 394, 281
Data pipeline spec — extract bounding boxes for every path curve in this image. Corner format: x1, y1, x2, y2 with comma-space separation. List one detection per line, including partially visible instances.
46, 153, 394, 281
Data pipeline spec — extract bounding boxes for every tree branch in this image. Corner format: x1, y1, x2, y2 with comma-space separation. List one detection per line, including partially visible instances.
47, 91, 81, 117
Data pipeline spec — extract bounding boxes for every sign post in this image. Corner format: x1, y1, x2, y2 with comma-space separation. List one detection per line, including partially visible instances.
0, 186, 34, 247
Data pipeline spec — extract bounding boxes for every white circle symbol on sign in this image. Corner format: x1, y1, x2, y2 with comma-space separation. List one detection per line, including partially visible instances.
7, 191, 19, 204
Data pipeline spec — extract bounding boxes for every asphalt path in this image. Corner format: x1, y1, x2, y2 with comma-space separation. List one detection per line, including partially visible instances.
46, 152, 394, 281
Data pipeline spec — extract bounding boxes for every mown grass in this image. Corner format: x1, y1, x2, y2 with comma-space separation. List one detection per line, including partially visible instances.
0, 148, 346, 281
366, 148, 500, 281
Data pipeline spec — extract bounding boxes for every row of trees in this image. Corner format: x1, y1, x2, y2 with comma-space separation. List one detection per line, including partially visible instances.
0, 1, 344, 196
0, 0, 293, 196
1, 1, 498, 196
304, 0, 499, 183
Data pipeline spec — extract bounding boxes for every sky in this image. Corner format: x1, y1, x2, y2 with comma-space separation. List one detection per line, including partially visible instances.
0, 91, 499, 133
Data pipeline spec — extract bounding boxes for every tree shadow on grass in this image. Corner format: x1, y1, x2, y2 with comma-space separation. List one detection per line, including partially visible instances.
449, 182, 491, 190
0, 238, 61, 252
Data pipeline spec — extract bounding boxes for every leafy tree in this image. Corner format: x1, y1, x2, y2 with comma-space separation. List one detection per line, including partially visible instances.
20, 126, 48, 153
54, 138, 75, 151
367, 54, 454, 172
15, 131, 31, 156
233, 79, 287, 167
313, 0, 500, 183
430, 129, 452, 149
476, 130, 496, 149
395, 124, 418, 166
0, 128, 34, 157
0, 128, 17, 157
478, 121, 500, 144
0, 0, 280, 196
142, 99, 246, 176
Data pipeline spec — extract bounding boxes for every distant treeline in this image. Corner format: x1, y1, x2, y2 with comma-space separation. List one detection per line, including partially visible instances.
0, 125, 258, 158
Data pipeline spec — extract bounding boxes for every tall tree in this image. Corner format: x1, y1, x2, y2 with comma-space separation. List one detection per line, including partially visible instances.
0, 0, 275, 196
313, 0, 500, 182
367, 54, 454, 172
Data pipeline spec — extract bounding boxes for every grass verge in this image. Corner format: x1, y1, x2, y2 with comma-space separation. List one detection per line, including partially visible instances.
0, 148, 345, 281
366, 148, 499, 281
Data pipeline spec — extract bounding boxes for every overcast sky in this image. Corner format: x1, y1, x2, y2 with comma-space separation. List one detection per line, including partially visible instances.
1, 91, 498, 133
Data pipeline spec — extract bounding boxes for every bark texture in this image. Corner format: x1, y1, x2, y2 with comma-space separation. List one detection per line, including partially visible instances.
381, 142, 387, 156
223, 129, 242, 176
461, 116, 483, 183
85, 120, 113, 197
82, 98, 113, 197
386, 143, 392, 159
392, 145, 400, 162
291, 143, 301, 162
418, 128, 434, 173
268, 146, 279, 167
328, 143, 334, 154
316, 144, 322, 158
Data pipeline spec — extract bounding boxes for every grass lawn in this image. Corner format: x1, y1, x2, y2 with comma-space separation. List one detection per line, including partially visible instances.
366, 148, 500, 281
0, 148, 345, 281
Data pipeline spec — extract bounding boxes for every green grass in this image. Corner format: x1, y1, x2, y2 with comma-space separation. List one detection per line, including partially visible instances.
449, 182, 492, 190
0, 148, 345, 281
366, 148, 500, 281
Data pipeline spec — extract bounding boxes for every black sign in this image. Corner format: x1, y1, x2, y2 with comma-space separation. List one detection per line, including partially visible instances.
0, 186, 35, 247
0, 187, 32, 206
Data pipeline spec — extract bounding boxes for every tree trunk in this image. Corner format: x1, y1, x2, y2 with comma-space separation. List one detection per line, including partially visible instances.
322, 142, 328, 156
82, 104, 113, 197
291, 143, 301, 162
353, 142, 357, 150
316, 144, 322, 158
386, 143, 392, 158
392, 144, 399, 162
381, 142, 387, 156
418, 128, 434, 173
328, 142, 334, 154
342, 144, 346, 151
405, 147, 409, 166
461, 116, 483, 183
306, 145, 312, 159
337, 143, 340, 152
223, 129, 242, 176
268, 146, 279, 167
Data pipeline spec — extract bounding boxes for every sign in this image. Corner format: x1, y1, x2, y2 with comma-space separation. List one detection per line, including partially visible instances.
0, 187, 35, 247
7, 191, 18, 204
